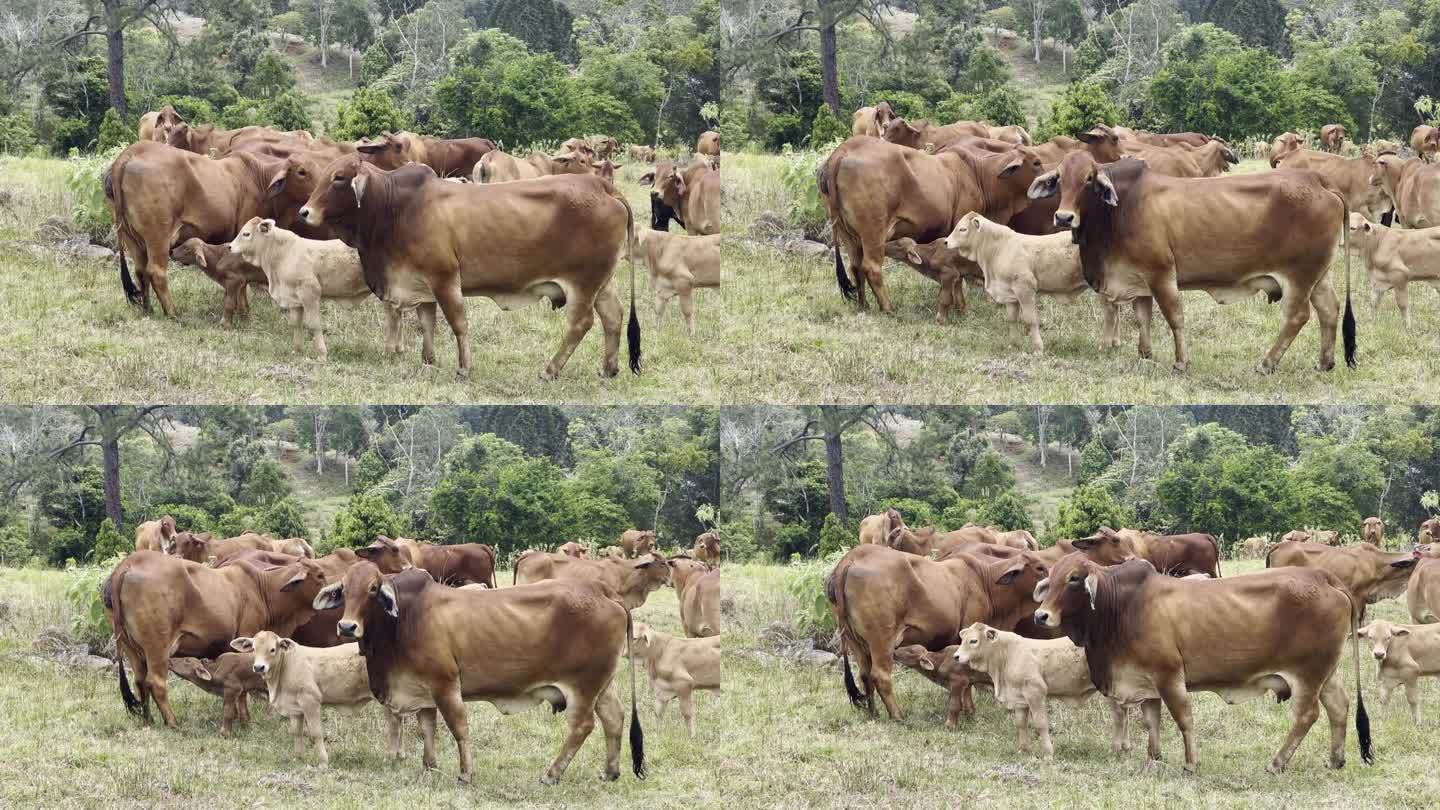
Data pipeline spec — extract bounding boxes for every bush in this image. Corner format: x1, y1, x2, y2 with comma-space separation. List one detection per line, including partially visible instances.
932, 94, 977, 124
782, 152, 829, 240
872, 90, 930, 120
51, 118, 94, 153
97, 108, 133, 152
153, 95, 216, 125
786, 552, 846, 642
0, 112, 35, 155
1053, 483, 1133, 540
765, 113, 806, 150
771, 522, 814, 560
816, 513, 854, 557
809, 104, 849, 147
261, 497, 310, 539
66, 148, 121, 246
217, 98, 266, 130
1077, 438, 1110, 484
67, 559, 120, 655
941, 500, 981, 529
0, 525, 31, 566
331, 86, 408, 142
718, 106, 749, 150
212, 507, 262, 539
90, 521, 128, 562
354, 448, 386, 492
1037, 81, 1120, 141
246, 51, 296, 99
976, 492, 1033, 531
330, 492, 404, 550
359, 42, 393, 87
974, 86, 1026, 127
883, 498, 940, 528
149, 504, 211, 533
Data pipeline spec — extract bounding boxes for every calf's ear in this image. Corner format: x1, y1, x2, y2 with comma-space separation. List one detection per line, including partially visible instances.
278, 638, 295, 651
1033, 577, 1050, 601
984, 627, 997, 640
1027, 171, 1059, 200
195, 664, 213, 681
312, 581, 344, 610
230, 637, 255, 653
1395, 627, 1412, 636
377, 581, 399, 618
1391, 557, 1417, 569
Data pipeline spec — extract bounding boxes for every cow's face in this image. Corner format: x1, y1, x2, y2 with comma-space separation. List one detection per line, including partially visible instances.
881, 118, 923, 149
171, 531, 209, 561
1032, 553, 1102, 629
1349, 212, 1379, 243
165, 122, 191, 150
299, 154, 367, 226
1357, 621, 1409, 661
1070, 526, 1133, 566
169, 238, 208, 267
996, 551, 1049, 594
317, 560, 396, 639
1029, 151, 1117, 232
885, 525, 928, 555
267, 154, 323, 207
1077, 126, 1123, 163
894, 643, 951, 676
631, 622, 656, 656
231, 630, 292, 674
159, 515, 176, 539
560, 542, 588, 558
954, 623, 999, 670
550, 151, 595, 176
355, 133, 414, 169
944, 211, 986, 258
355, 536, 411, 574
227, 217, 271, 259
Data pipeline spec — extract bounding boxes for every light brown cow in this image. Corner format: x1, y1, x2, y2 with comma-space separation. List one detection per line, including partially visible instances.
851, 102, 896, 138
356, 131, 497, 178
692, 532, 721, 567
994, 529, 1040, 551
882, 236, 981, 323
1266, 540, 1417, 617
106, 141, 286, 317
892, 644, 992, 728
1032, 554, 1369, 773
1242, 536, 1269, 558
513, 551, 670, 610
1422, 518, 1440, 545
1030, 126, 1126, 169
1027, 152, 1353, 373
298, 157, 638, 379
954, 622, 1130, 758
590, 135, 620, 159
1133, 132, 1215, 148
558, 541, 590, 558
857, 509, 905, 546
924, 525, 1006, 559
1268, 132, 1303, 168
1373, 153, 1440, 229
103, 551, 327, 727
134, 516, 177, 553
137, 104, 184, 143
1072, 526, 1221, 578
631, 229, 719, 334
316, 562, 644, 784
595, 159, 622, 182
642, 159, 720, 236
826, 543, 1049, 719
1357, 619, 1440, 725
988, 124, 1033, 146
165, 123, 296, 158
1349, 214, 1440, 327
1034, 538, 1079, 566
818, 136, 1044, 313
1407, 556, 1440, 623
1362, 517, 1385, 545
696, 130, 720, 160
1273, 149, 1393, 223
1320, 124, 1347, 153
474, 149, 594, 183
1411, 125, 1440, 163
881, 118, 991, 151
626, 144, 656, 163
631, 622, 720, 736
620, 529, 656, 558
386, 536, 498, 588
1122, 140, 1238, 178
168, 653, 266, 736
231, 631, 403, 764
670, 558, 719, 638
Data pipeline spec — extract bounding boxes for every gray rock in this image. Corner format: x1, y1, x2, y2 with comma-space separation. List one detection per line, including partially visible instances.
802, 649, 838, 669
75, 654, 116, 672
75, 244, 115, 261
787, 240, 830, 258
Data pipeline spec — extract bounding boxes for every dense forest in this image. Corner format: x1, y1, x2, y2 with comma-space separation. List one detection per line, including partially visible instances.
721, 405, 1440, 560
722, 0, 1440, 149
0, 405, 719, 567
0, 0, 718, 155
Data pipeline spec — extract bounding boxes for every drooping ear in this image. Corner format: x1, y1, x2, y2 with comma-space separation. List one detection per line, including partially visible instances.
885, 526, 905, 547
376, 581, 399, 618
1094, 171, 1119, 207
280, 568, 308, 592
984, 626, 997, 640
996, 563, 1025, 585
1391, 557, 1418, 569
998, 155, 1025, 177
1084, 573, 1100, 610
917, 652, 937, 671
905, 243, 923, 265
312, 581, 344, 610
356, 143, 384, 154
1395, 627, 1412, 636
635, 559, 656, 569
195, 663, 213, 681
640, 625, 653, 644
1027, 170, 1059, 200
355, 546, 378, 560
1072, 536, 1098, 550
1356, 625, 1371, 638
267, 169, 286, 199
278, 638, 296, 651
1033, 577, 1050, 601
638, 171, 655, 186
230, 637, 255, 653
352, 174, 369, 208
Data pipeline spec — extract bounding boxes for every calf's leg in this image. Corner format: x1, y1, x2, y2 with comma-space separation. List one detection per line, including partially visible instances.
1394, 280, 1411, 329
304, 706, 328, 766
288, 714, 306, 759
1405, 678, 1422, 725
1028, 691, 1054, 759
286, 307, 305, 355
1011, 707, 1031, 753
944, 690, 965, 730
302, 298, 327, 361
678, 687, 697, 737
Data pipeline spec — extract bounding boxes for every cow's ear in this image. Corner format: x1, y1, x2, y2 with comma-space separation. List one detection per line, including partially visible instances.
355, 546, 377, 560
1033, 577, 1049, 601
352, 174, 369, 208
312, 581, 343, 610
267, 170, 286, 198
917, 653, 936, 671
984, 626, 997, 640
635, 559, 656, 569
1395, 627, 1412, 636
258, 219, 272, 233
1363, 221, 1373, 232
194, 663, 213, 681
998, 155, 1025, 177
280, 568, 308, 591
1356, 625, 1371, 638
638, 171, 655, 186
1084, 573, 1100, 609
193, 249, 208, 269
1391, 557, 1418, 569
996, 563, 1025, 585
905, 244, 922, 265
1072, 537, 1097, 550
377, 581, 399, 618
278, 638, 295, 651
1094, 172, 1119, 207
356, 143, 383, 154
230, 637, 255, 653
1027, 170, 1059, 200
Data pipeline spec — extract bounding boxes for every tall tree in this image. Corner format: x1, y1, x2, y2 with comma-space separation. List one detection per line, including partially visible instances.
49, 406, 171, 530
772, 406, 894, 523
764, 0, 891, 116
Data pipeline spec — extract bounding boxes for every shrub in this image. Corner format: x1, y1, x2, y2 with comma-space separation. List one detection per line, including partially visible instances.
0, 525, 31, 567
809, 104, 849, 147
765, 113, 805, 150
976, 492, 1033, 531
90, 521, 128, 562
331, 86, 408, 142
941, 500, 981, 529
217, 98, 266, 130
359, 41, 393, 87
782, 152, 829, 240
932, 94, 977, 124
786, 552, 845, 642
354, 448, 386, 492
261, 496, 309, 539
149, 504, 211, 534
66, 558, 122, 655
1054, 483, 1134, 540
246, 51, 296, 99
212, 507, 262, 539
1037, 81, 1119, 142
974, 86, 1026, 127
0, 112, 35, 155
1077, 438, 1111, 484
330, 492, 404, 550
51, 118, 94, 153
97, 108, 133, 152
816, 513, 853, 557
66, 148, 121, 246
872, 90, 929, 120
771, 522, 813, 560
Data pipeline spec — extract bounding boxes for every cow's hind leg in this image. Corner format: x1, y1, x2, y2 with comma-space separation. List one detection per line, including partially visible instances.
870, 644, 903, 720
434, 687, 472, 783
1150, 276, 1186, 372
144, 235, 177, 317
678, 687, 697, 737
305, 706, 328, 766
1100, 299, 1120, 349
1269, 684, 1324, 773
842, 233, 866, 309
543, 288, 599, 381
593, 684, 624, 780
1309, 278, 1339, 371
860, 234, 893, 313
432, 281, 470, 376
1394, 280, 1412, 329
593, 283, 623, 377
543, 693, 599, 785
142, 648, 178, 728
1259, 278, 1313, 373
418, 707, 438, 770
1319, 673, 1349, 768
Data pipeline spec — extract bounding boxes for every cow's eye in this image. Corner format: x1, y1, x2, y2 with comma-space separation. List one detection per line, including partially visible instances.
297, 169, 307, 176
333, 176, 347, 185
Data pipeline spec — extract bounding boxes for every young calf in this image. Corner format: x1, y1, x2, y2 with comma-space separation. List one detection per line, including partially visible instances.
630, 230, 719, 335
944, 212, 1119, 353
892, 644, 993, 729
230, 632, 403, 766
169, 238, 267, 329
631, 622, 720, 736
882, 237, 981, 325
226, 217, 376, 361
953, 622, 1130, 758
169, 654, 267, 736
1347, 213, 1440, 327
1358, 619, 1440, 724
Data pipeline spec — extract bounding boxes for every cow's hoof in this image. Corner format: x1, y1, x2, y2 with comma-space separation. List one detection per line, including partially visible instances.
540, 772, 560, 786
1328, 754, 1345, 770
1183, 762, 1199, 775
1255, 362, 1276, 375
1316, 359, 1335, 372
458, 773, 473, 785
601, 767, 620, 782
1170, 362, 1187, 374
1265, 760, 1284, 775
600, 363, 619, 378
456, 367, 470, 380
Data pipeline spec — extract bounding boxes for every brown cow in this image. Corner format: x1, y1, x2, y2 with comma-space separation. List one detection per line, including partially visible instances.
641, 159, 720, 236
103, 551, 327, 727
626, 144, 656, 163
284, 541, 410, 648
851, 102, 896, 138
166, 123, 295, 157
988, 124, 1033, 146
297, 157, 638, 380
134, 516, 177, 554
1268, 132, 1303, 168
168, 238, 267, 329
1373, 153, 1440, 229
558, 541, 590, 558
1421, 518, 1440, 545
669, 557, 719, 638
630, 229, 719, 334
513, 551, 670, 610
356, 131, 497, 177
1121, 140, 1238, 178
620, 529, 656, 558
1273, 149, 1394, 224
883, 236, 982, 324
696, 130, 720, 160
137, 104, 183, 143
892, 644, 993, 728
1281, 528, 1342, 547
595, 159, 622, 182
924, 525, 1005, 558
818, 136, 1043, 312
590, 135, 620, 159
1411, 125, 1440, 163
1073, 526, 1221, 577
1032, 554, 1369, 773
315, 562, 644, 784
881, 118, 991, 151
1034, 538, 1079, 566
1266, 540, 1417, 617
692, 532, 721, 567
1027, 152, 1353, 373
168, 653, 266, 736
1362, 517, 1385, 546
1031, 126, 1126, 169
106, 141, 285, 317
826, 543, 1048, 719
1407, 556, 1440, 624
858, 508, 907, 546
380, 537, 497, 588
1133, 131, 1215, 148
474, 149, 594, 183
1320, 124, 1347, 153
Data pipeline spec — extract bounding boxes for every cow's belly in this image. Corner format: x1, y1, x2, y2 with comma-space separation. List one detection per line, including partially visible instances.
467, 281, 568, 311
382, 271, 437, 309
487, 685, 568, 715
1183, 275, 1282, 304
1100, 260, 1150, 303
381, 672, 437, 715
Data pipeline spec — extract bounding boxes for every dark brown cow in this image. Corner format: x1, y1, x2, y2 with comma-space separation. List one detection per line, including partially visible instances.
818, 136, 1043, 312
106, 141, 285, 316
283, 541, 410, 648
316, 563, 643, 784
641, 159, 719, 236
297, 156, 638, 379
620, 529, 656, 558
1028, 152, 1354, 372
825, 543, 1048, 719
513, 551, 670, 610
669, 558, 719, 638
168, 238, 267, 329
892, 644, 992, 728
168, 653, 267, 736
558, 541, 590, 558
1031, 126, 1126, 169
881, 118, 990, 150
1320, 124, 1347, 154
1032, 555, 1370, 773
103, 551, 327, 727
1073, 526, 1221, 578
258, 141, 360, 238
355, 131, 497, 178
385, 536, 498, 588
1265, 541, 1417, 617
692, 532, 721, 567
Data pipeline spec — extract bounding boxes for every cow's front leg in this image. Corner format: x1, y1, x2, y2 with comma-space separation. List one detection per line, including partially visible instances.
1133, 297, 1153, 360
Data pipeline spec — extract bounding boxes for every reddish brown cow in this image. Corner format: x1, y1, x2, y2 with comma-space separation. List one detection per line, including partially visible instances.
1268, 132, 1303, 167
297, 157, 638, 380
137, 104, 184, 143
1273, 149, 1394, 224
641, 159, 719, 236
381, 536, 498, 588
818, 136, 1043, 312
1032, 554, 1370, 773
513, 551, 671, 610
165, 123, 296, 157
558, 541, 590, 558
168, 238, 267, 329
316, 563, 644, 784
1031, 126, 1126, 169
620, 529, 656, 558
881, 118, 990, 150
1265, 541, 1417, 618
1133, 132, 1216, 148
356, 131, 497, 178
692, 532, 721, 567
1028, 152, 1353, 372
1073, 526, 1221, 578
1373, 153, 1440, 229
103, 551, 327, 727
669, 558, 719, 638
892, 644, 992, 728
106, 141, 285, 316
825, 543, 1048, 719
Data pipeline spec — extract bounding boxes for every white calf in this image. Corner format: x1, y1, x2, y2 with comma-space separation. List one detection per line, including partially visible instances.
631, 230, 720, 335
1357, 619, 1440, 725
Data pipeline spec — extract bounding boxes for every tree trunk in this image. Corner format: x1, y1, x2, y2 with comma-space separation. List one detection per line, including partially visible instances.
105, 8, 127, 117
1037, 408, 1048, 467
102, 433, 123, 530
819, 19, 841, 115
1033, 5, 1043, 63
823, 431, 847, 523
320, 26, 328, 68
348, 49, 353, 79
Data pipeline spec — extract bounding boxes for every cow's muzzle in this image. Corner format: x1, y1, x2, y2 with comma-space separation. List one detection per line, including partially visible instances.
1054, 210, 1077, 229
337, 620, 361, 638
299, 206, 320, 225
253, 663, 267, 674
1034, 609, 1058, 628
1373, 650, 1386, 660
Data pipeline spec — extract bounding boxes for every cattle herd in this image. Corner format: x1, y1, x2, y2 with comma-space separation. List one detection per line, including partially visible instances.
823, 102, 1440, 372
107, 105, 721, 379
104, 518, 722, 784
827, 507, 1440, 772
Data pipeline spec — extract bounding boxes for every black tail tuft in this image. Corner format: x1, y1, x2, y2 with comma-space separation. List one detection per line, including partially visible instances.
627, 308, 641, 374
1357, 690, 1373, 764
120, 251, 141, 306
630, 702, 646, 779
842, 650, 866, 710
835, 246, 856, 302
1343, 298, 1357, 369
118, 657, 142, 717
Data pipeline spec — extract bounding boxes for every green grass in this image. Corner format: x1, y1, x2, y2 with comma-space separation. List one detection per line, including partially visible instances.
0, 156, 721, 404
0, 565, 727, 807
721, 150, 1440, 404
725, 558, 1440, 807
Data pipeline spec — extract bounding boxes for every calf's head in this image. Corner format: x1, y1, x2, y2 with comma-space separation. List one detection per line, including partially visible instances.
356, 132, 419, 170
230, 630, 292, 675
356, 535, 412, 574
227, 217, 275, 260
953, 622, 1002, 670
881, 118, 924, 149
315, 560, 397, 640
943, 211, 992, 260
171, 531, 211, 562
1357, 620, 1410, 661
1071, 526, 1136, 566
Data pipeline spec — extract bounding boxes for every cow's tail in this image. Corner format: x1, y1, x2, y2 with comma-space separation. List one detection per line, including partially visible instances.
1209, 534, 1222, 578
826, 563, 870, 712
105, 567, 144, 717
622, 194, 642, 374
818, 155, 857, 302
106, 161, 143, 306
1335, 190, 1357, 369
626, 607, 646, 779
1341, 586, 1374, 765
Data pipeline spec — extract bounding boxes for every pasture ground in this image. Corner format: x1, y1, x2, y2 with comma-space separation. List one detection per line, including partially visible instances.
0, 156, 720, 404
722, 151, 1440, 404
725, 558, 1440, 807
0, 566, 730, 808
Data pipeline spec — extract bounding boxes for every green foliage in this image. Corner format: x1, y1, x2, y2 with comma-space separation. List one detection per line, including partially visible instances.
149, 505, 210, 533
816, 513, 853, 558
810, 104, 848, 147
263, 91, 313, 131
329, 493, 405, 551
977, 492, 1033, 531
42, 55, 109, 154
67, 559, 122, 655
0, 525, 32, 566
932, 94, 977, 124
1077, 438, 1110, 484
941, 501, 981, 529
875, 91, 930, 120
245, 51, 296, 99
354, 448, 386, 492
261, 496, 309, 539
90, 521, 128, 563
1037, 81, 1120, 141
489, 0, 578, 63
1054, 483, 1133, 541
782, 153, 828, 240
883, 498, 939, 529
787, 554, 844, 640
154, 96, 216, 125
960, 47, 1011, 94
331, 86, 409, 142
974, 86, 1026, 127
1153, 423, 1293, 550
359, 41, 393, 87
97, 109, 133, 152
719, 106, 750, 149
66, 148, 121, 245
765, 113, 806, 150
0, 112, 36, 155
1149, 25, 1292, 139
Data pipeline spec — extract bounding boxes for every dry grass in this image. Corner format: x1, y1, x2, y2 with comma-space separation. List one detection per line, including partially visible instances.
719, 151, 1440, 405
0, 156, 722, 404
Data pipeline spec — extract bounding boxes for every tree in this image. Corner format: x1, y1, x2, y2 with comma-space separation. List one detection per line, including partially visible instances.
331, 86, 408, 140
333, 0, 374, 78
1054, 483, 1133, 541
246, 51, 295, 99
765, 0, 892, 116
49, 406, 170, 532
1038, 80, 1120, 140
978, 492, 1034, 531
296, 0, 339, 68
772, 406, 894, 524
330, 493, 403, 550
1011, 0, 1056, 63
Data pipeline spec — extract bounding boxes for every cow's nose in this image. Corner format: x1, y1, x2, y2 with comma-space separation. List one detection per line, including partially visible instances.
298, 206, 312, 221
1374, 651, 1386, 660
337, 621, 357, 637
253, 664, 265, 673
1054, 211, 1074, 227
1034, 609, 1049, 625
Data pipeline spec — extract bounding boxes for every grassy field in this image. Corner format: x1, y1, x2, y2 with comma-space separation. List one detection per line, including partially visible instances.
725, 558, 1440, 807
722, 151, 1440, 404
0, 565, 729, 808
0, 156, 720, 404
